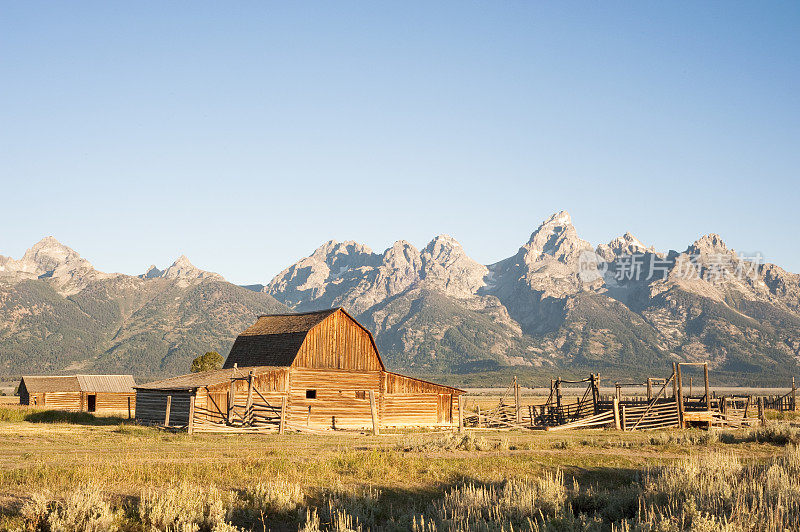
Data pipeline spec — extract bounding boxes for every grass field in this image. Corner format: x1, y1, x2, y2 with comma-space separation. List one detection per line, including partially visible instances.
0, 406, 799, 531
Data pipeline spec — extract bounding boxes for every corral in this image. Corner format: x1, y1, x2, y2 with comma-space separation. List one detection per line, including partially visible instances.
17, 374, 136, 415
468, 363, 797, 432
135, 308, 465, 433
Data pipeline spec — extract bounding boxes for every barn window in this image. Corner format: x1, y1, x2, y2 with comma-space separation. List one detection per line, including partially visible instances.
355, 391, 366, 400
306, 390, 317, 399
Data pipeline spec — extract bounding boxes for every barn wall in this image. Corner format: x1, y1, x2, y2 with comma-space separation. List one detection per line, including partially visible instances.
135, 390, 192, 427
292, 310, 382, 371
287, 368, 381, 429
41, 392, 82, 410
18, 383, 31, 405
382, 394, 439, 426
93, 393, 135, 414
382, 372, 460, 426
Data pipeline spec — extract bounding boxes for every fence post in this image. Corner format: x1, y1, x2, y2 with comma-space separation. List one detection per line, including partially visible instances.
672, 364, 682, 427
676, 363, 684, 427
528, 405, 534, 428
458, 395, 464, 433
245, 372, 254, 426
620, 405, 626, 431
279, 396, 286, 435
757, 397, 765, 425
612, 398, 621, 430
188, 394, 195, 435
164, 395, 172, 427
228, 379, 235, 423
369, 390, 380, 436
556, 378, 562, 423
514, 377, 521, 424
793, 377, 797, 412
127, 396, 132, 420
703, 363, 710, 409
646, 378, 652, 401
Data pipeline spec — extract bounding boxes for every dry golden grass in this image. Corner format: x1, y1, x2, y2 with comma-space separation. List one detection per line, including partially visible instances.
0, 409, 798, 531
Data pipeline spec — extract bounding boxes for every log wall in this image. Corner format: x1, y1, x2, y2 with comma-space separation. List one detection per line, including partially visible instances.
40, 392, 82, 410
135, 390, 192, 427
93, 393, 135, 414
383, 393, 439, 426
287, 368, 380, 428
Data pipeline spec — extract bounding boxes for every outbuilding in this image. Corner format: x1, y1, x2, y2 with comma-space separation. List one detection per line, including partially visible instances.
135, 308, 464, 432
18, 374, 136, 415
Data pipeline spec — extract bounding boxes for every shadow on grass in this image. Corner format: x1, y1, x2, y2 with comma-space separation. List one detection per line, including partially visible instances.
23, 410, 135, 426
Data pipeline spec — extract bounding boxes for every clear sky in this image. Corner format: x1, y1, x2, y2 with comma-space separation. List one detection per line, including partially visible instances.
2, 2, 798, 284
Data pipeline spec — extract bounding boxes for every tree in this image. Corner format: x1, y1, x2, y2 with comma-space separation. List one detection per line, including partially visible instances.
191, 351, 224, 373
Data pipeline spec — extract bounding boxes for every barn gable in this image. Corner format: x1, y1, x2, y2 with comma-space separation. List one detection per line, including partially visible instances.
223, 308, 385, 371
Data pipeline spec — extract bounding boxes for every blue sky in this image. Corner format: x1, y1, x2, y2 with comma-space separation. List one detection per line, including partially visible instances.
1, 2, 798, 284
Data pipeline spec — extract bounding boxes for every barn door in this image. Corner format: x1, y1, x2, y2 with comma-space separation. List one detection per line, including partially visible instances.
438, 394, 452, 423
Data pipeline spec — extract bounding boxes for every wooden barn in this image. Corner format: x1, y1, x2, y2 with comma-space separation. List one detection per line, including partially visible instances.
18, 374, 136, 415
135, 308, 465, 432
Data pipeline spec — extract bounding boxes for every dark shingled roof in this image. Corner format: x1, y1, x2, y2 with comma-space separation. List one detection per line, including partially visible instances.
223, 309, 339, 369
135, 366, 281, 391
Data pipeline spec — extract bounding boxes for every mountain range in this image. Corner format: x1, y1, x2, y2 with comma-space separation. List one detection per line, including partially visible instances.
2, 212, 799, 384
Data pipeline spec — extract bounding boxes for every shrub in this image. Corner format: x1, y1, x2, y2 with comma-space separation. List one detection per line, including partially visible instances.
20, 486, 118, 531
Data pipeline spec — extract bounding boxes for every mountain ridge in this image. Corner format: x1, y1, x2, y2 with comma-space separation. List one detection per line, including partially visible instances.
1, 213, 799, 384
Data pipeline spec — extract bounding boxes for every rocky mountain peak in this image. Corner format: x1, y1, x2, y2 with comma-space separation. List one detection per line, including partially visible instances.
142, 265, 163, 279
687, 233, 730, 256
523, 211, 592, 263
422, 234, 462, 260
382, 240, 421, 270
161, 256, 224, 282
311, 240, 378, 270
18, 237, 91, 276
596, 232, 657, 261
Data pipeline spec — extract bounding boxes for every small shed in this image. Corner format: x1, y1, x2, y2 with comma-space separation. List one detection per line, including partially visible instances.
18, 375, 137, 414
135, 308, 465, 432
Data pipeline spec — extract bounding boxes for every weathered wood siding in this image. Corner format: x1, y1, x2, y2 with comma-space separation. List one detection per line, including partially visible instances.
93, 393, 135, 414
40, 392, 82, 410
383, 372, 458, 425
292, 310, 382, 371
382, 394, 439, 426
135, 390, 192, 427
287, 368, 380, 428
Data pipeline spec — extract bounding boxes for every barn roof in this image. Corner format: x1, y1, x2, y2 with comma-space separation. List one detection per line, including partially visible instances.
223, 308, 344, 368
135, 366, 280, 391
20, 375, 136, 394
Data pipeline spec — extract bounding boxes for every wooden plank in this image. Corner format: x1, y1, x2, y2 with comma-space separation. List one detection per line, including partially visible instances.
164, 395, 172, 427
245, 372, 254, 425
279, 396, 287, 435
458, 395, 464, 433
187, 394, 195, 435
369, 390, 379, 436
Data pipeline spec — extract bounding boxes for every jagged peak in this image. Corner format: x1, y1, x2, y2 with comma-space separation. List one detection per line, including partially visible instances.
383, 240, 419, 258
424, 234, 462, 251
522, 211, 591, 262
311, 239, 374, 259
142, 265, 163, 279
162, 255, 223, 281
527, 211, 575, 244
171, 255, 193, 267
542, 210, 573, 226
687, 233, 729, 255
